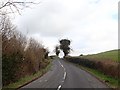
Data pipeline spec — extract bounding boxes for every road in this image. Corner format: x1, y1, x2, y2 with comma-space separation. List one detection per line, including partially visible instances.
20, 58, 110, 89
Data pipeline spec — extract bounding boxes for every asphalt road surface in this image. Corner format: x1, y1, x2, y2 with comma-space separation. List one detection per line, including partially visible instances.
20, 58, 110, 89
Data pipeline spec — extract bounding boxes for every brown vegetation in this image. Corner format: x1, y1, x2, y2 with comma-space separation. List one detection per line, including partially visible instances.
1, 15, 50, 86
65, 56, 119, 79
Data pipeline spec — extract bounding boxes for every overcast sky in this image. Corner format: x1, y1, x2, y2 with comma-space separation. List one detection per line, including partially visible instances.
13, 0, 118, 56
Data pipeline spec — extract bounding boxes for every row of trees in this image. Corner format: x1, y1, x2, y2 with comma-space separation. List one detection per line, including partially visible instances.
1, 15, 49, 86
55, 39, 71, 58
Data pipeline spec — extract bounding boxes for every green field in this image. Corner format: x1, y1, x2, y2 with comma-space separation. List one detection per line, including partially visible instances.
83, 49, 119, 62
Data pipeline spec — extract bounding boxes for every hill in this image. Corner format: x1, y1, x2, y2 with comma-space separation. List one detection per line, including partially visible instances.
82, 49, 119, 62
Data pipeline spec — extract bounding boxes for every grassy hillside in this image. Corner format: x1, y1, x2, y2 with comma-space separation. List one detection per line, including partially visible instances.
83, 49, 119, 62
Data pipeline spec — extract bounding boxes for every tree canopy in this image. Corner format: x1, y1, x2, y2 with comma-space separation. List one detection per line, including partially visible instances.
59, 39, 71, 57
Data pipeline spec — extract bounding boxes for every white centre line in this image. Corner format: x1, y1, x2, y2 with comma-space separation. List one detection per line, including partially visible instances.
57, 85, 62, 90
61, 65, 64, 68
58, 61, 63, 67
63, 72, 66, 80
58, 60, 67, 88
58, 61, 66, 71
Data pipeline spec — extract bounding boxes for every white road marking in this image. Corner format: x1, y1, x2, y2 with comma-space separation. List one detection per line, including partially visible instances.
58, 61, 66, 71
58, 61, 63, 67
57, 85, 62, 90
63, 72, 66, 80
61, 65, 64, 68
58, 60, 67, 87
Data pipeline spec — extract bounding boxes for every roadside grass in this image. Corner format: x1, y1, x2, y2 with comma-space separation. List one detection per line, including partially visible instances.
77, 65, 119, 88
2, 59, 52, 89
82, 49, 119, 62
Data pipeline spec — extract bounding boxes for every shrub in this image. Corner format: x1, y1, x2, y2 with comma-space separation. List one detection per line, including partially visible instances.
1, 15, 49, 86
65, 56, 119, 79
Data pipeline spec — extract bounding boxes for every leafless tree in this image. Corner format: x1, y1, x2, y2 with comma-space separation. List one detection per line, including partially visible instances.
0, 0, 40, 15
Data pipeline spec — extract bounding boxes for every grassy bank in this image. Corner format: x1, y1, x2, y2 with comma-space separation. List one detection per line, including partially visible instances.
2, 60, 52, 89
83, 49, 119, 62
77, 65, 119, 88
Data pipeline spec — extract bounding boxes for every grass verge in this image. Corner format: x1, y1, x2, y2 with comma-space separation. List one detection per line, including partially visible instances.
77, 64, 119, 89
2, 60, 52, 89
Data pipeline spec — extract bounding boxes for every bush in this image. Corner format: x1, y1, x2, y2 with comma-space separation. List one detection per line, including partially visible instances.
2, 52, 23, 85
65, 56, 119, 79
1, 15, 49, 86
65, 57, 96, 69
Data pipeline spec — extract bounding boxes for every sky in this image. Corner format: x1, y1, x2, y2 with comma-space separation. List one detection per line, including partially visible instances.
12, 0, 118, 56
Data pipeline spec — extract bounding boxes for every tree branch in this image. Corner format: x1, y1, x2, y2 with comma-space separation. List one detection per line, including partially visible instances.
0, 1, 41, 15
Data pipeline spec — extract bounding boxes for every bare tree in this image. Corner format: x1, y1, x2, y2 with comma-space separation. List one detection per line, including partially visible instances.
0, 0, 40, 15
